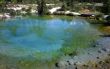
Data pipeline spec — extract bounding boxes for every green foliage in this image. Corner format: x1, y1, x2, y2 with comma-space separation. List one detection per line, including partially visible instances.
12, 0, 17, 3
0, 0, 109, 15
59, 0, 79, 11
21, 0, 37, 3
60, 47, 78, 56
108, 0, 110, 14
8, 9, 16, 16
0, 0, 5, 3
102, 0, 110, 14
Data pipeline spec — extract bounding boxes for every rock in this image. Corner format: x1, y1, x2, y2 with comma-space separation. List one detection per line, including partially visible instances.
105, 15, 110, 21
96, 57, 100, 59
75, 66, 77, 69
82, 64, 89, 67
67, 61, 71, 65
105, 60, 110, 64
0, 13, 11, 19
98, 50, 102, 53
92, 44, 97, 47
103, 15, 109, 19
55, 61, 68, 68
67, 59, 74, 65
101, 48, 107, 52
65, 11, 81, 16
107, 53, 110, 56
98, 61, 103, 64
76, 61, 83, 65
55, 62, 59, 68
49, 7, 61, 14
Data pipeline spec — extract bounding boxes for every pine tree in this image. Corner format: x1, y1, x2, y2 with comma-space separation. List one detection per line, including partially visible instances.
108, 0, 110, 14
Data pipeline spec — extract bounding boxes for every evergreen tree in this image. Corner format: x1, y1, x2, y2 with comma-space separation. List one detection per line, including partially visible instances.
108, 0, 110, 14
102, 0, 110, 14
59, 0, 78, 11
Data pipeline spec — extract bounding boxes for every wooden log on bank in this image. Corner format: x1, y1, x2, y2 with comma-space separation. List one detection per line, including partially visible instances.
99, 35, 110, 37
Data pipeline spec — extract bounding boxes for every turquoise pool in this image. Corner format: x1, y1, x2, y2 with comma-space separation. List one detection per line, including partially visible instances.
0, 16, 102, 68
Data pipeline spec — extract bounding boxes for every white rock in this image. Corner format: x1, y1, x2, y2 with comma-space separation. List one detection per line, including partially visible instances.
49, 7, 61, 14
65, 11, 81, 16
31, 9, 37, 13
72, 12, 81, 15
58, 61, 68, 67
21, 11, 27, 14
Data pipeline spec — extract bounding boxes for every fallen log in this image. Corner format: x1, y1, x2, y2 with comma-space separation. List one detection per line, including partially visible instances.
99, 35, 110, 37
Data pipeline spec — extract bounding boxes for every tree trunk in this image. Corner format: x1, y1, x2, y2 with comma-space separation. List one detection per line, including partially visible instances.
37, 0, 46, 15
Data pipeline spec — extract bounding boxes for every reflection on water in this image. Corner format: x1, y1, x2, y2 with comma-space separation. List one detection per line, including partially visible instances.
0, 17, 101, 60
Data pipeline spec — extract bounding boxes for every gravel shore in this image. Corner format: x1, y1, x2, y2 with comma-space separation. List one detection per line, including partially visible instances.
54, 37, 110, 69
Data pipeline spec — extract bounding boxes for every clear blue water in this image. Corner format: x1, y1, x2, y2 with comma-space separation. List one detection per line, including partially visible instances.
0, 17, 101, 59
